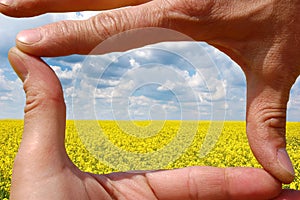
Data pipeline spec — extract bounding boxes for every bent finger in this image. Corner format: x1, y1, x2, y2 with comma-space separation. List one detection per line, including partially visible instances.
8, 47, 67, 164
245, 73, 297, 184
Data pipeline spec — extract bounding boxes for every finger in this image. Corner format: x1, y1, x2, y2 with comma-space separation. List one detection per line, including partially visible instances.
245, 73, 296, 184
0, 0, 151, 17
145, 167, 281, 200
15, 0, 221, 57
96, 167, 281, 200
14, 0, 168, 56
8, 47, 67, 166
274, 189, 300, 200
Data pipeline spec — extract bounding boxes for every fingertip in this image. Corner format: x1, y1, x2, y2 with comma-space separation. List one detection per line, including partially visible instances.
246, 118, 295, 183
16, 29, 42, 45
8, 47, 29, 82
247, 120, 295, 184
276, 148, 295, 183
15, 21, 82, 56
245, 76, 295, 184
8, 46, 17, 56
15, 29, 45, 56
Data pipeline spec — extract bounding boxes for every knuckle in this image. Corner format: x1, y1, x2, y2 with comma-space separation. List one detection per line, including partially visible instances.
55, 20, 72, 35
89, 11, 126, 40
257, 106, 287, 128
24, 84, 65, 114
158, 0, 220, 39
162, 0, 215, 17
187, 167, 199, 200
223, 168, 231, 200
41, 20, 78, 53
250, 104, 287, 141
52, 20, 77, 44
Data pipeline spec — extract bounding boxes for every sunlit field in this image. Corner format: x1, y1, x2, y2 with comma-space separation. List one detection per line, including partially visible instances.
1, 120, 299, 199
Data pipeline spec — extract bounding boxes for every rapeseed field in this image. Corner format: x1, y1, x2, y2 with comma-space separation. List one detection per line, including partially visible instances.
0, 120, 299, 199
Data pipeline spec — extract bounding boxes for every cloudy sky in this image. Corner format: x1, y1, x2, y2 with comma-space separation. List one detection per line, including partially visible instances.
0, 12, 299, 121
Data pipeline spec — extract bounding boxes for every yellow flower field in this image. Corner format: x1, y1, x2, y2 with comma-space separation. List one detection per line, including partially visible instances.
0, 120, 299, 199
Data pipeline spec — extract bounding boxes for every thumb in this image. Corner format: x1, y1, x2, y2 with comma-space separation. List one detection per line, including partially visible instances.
8, 47, 67, 166
246, 74, 295, 184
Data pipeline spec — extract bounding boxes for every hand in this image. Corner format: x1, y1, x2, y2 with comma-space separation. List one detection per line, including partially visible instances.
2, 0, 299, 184
7, 47, 288, 200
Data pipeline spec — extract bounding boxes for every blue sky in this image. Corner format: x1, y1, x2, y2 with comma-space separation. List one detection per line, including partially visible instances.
0, 12, 299, 121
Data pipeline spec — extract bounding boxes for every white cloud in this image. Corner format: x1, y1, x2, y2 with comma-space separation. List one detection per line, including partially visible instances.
0, 69, 24, 119
0, 11, 103, 119
134, 49, 153, 59
287, 77, 300, 121
68, 42, 232, 120
127, 95, 179, 120
2, 10, 299, 121
157, 80, 176, 91
52, 66, 74, 80
129, 58, 140, 68
187, 71, 206, 88
129, 95, 150, 107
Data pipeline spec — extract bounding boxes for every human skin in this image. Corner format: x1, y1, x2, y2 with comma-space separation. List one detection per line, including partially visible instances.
6, 47, 293, 200
1, 0, 300, 199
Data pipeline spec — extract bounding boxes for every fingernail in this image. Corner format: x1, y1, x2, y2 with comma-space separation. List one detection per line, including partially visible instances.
277, 148, 295, 177
0, 0, 12, 6
17, 29, 42, 45
8, 48, 29, 82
